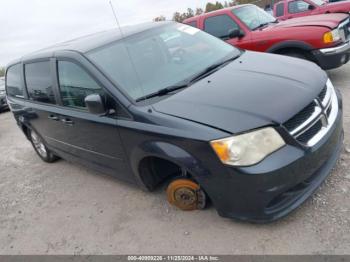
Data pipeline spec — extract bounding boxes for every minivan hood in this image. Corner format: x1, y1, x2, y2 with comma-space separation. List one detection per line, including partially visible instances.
274, 13, 349, 29
153, 51, 327, 134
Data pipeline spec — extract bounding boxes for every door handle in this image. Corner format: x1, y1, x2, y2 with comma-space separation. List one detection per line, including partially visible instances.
61, 118, 74, 125
48, 115, 59, 121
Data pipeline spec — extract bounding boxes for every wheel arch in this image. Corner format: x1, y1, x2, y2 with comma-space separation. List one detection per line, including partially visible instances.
18, 121, 31, 140
129, 141, 210, 191
266, 40, 314, 54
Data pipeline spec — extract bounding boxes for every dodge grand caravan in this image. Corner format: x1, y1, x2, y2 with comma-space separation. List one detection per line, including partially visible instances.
6, 22, 343, 222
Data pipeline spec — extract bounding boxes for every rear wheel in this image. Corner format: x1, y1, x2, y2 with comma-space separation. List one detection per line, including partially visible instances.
166, 179, 206, 211
29, 129, 59, 163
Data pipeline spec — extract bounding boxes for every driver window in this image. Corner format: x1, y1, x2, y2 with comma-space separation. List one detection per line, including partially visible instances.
204, 15, 240, 39
57, 61, 106, 110
288, 0, 311, 13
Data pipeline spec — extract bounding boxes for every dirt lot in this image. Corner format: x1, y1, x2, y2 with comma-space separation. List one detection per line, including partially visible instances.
0, 63, 349, 255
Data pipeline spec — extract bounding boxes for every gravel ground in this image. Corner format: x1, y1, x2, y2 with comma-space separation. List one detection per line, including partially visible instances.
0, 63, 349, 255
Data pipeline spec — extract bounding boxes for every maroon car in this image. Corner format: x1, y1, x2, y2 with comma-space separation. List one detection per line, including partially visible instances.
274, 0, 350, 20
184, 4, 350, 70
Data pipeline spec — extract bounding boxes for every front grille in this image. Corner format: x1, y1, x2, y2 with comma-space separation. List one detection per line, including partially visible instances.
297, 120, 323, 144
284, 101, 316, 131
344, 20, 350, 40
283, 80, 338, 147
318, 86, 327, 101
339, 19, 350, 42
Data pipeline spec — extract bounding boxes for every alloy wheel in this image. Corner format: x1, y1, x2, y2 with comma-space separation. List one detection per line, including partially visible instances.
30, 131, 48, 158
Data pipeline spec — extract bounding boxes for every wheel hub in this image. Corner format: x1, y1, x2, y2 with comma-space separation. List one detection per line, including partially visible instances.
166, 179, 206, 211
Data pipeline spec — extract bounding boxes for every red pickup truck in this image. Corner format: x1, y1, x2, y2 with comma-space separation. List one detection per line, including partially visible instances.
273, 0, 350, 20
184, 4, 350, 70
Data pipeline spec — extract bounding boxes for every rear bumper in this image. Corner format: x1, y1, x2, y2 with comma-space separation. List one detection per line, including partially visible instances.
199, 91, 343, 223
312, 41, 350, 70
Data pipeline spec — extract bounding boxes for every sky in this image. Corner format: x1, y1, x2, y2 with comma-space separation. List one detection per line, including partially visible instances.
0, 0, 210, 67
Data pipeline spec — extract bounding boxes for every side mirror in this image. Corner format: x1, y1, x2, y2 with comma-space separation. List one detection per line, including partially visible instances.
228, 29, 245, 39
308, 5, 315, 10
84, 94, 106, 115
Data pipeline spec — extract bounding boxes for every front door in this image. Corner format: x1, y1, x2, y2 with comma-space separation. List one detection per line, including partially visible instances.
49, 60, 133, 182
202, 14, 251, 50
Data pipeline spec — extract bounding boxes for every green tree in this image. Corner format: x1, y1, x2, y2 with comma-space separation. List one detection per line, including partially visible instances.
153, 15, 166, 22
205, 1, 224, 12
186, 8, 194, 18
228, 0, 237, 6
172, 8, 195, 23
0, 67, 5, 77
172, 12, 183, 22
195, 8, 204, 15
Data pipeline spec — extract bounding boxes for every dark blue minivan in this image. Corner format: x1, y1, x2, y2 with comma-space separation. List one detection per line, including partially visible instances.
5, 22, 343, 222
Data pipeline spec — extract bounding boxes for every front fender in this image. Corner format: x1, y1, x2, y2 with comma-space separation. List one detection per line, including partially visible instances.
129, 140, 211, 191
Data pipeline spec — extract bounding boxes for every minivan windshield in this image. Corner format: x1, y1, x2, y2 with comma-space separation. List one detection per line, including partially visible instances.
233, 5, 277, 31
87, 23, 240, 101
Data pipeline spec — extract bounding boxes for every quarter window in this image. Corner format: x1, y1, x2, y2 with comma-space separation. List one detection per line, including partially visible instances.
288, 0, 311, 13
6, 64, 24, 98
25, 61, 56, 104
204, 15, 239, 39
276, 3, 285, 17
57, 61, 104, 109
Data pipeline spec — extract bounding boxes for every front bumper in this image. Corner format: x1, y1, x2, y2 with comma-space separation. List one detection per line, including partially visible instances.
312, 41, 350, 70
198, 90, 343, 223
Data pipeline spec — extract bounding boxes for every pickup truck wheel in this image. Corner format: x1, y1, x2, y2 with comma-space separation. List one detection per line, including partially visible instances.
166, 179, 206, 211
283, 51, 308, 61
29, 129, 59, 163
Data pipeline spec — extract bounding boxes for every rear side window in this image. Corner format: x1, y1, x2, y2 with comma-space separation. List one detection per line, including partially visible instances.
57, 61, 104, 109
25, 61, 56, 104
276, 3, 285, 17
204, 15, 239, 39
288, 0, 310, 13
6, 64, 24, 98
187, 21, 198, 28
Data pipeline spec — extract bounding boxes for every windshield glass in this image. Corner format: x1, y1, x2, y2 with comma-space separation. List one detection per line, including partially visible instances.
233, 5, 276, 30
87, 23, 239, 101
309, 0, 324, 6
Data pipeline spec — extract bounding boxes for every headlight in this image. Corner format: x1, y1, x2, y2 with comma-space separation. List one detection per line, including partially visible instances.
210, 127, 285, 166
323, 29, 341, 44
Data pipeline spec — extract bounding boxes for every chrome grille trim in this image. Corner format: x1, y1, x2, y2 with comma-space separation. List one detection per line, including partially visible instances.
290, 106, 322, 136
321, 82, 332, 107
284, 79, 338, 147
306, 85, 338, 147
338, 18, 350, 42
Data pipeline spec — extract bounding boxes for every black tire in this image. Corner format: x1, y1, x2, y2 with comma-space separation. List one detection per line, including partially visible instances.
29, 129, 59, 163
283, 51, 308, 61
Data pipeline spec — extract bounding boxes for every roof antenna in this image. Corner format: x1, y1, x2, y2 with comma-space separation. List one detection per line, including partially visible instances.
109, 0, 123, 33
108, 0, 147, 104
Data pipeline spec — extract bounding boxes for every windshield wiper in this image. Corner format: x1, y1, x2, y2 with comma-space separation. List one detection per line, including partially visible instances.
135, 53, 239, 102
135, 83, 189, 102
252, 22, 270, 30
187, 54, 240, 84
